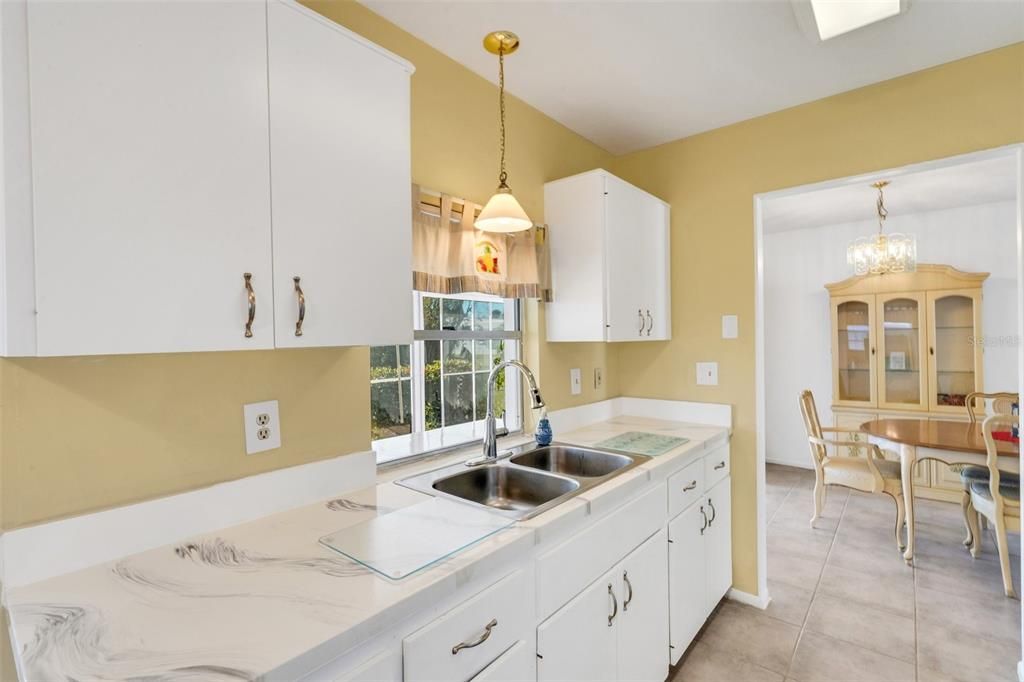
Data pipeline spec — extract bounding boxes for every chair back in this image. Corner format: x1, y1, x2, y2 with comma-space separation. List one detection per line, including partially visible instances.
967, 392, 1018, 424
981, 413, 1017, 508
799, 390, 826, 464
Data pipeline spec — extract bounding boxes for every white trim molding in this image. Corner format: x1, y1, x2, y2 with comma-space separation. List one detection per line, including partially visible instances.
2, 450, 376, 589
728, 587, 772, 610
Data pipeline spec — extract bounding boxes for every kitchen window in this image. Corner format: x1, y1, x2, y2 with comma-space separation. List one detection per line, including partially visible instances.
371, 291, 522, 465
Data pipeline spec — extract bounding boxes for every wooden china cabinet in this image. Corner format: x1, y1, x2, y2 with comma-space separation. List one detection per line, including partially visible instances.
827, 264, 988, 501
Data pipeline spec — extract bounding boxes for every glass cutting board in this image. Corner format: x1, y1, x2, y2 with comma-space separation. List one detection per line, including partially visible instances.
595, 431, 689, 457
320, 497, 513, 580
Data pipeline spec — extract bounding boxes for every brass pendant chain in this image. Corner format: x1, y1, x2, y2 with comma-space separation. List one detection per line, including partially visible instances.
498, 47, 508, 189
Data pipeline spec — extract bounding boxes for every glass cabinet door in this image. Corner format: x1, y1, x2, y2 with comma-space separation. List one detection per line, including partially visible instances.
876, 294, 927, 410
832, 296, 875, 406
927, 290, 982, 412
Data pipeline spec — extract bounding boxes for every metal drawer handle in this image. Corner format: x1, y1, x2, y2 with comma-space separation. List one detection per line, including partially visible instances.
638, 309, 644, 335
243, 273, 255, 338
451, 618, 497, 655
708, 498, 717, 526
607, 583, 618, 627
646, 310, 653, 336
714, 461, 726, 470
682, 480, 698, 492
293, 276, 305, 337
699, 506, 708, 535
623, 571, 633, 611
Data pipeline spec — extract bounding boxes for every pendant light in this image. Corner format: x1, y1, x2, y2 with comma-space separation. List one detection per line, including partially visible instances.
847, 180, 917, 275
475, 31, 533, 233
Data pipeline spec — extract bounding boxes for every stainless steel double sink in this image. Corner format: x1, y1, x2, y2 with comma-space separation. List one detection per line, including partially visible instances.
397, 442, 650, 521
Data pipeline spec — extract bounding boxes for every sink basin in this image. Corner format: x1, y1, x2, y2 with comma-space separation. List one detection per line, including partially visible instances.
511, 446, 634, 478
432, 465, 579, 512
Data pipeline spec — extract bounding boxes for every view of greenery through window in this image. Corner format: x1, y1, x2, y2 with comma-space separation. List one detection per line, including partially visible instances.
370, 294, 513, 442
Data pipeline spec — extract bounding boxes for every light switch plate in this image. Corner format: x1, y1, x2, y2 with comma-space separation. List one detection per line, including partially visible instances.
244, 400, 281, 455
594, 367, 603, 390
570, 368, 582, 395
722, 315, 738, 339
696, 362, 719, 386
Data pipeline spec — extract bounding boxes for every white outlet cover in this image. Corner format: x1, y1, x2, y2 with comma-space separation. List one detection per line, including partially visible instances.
696, 362, 719, 386
722, 315, 738, 339
244, 400, 281, 455
570, 368, 582, 395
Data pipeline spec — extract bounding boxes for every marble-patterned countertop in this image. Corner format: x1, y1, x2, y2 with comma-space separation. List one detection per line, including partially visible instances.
6, 416, 728, 681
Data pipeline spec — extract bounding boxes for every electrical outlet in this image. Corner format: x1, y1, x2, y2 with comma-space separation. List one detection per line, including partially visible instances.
244, 400, 281, 454
696, 362, 719, 386
594, 367, 603, 390
570, 368, 582, 395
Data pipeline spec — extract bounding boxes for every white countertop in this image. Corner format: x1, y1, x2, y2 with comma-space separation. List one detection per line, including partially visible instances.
6, 416, 728, 681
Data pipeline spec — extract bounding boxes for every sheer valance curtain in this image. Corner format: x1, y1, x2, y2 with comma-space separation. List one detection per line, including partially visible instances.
411, 184, 551, 301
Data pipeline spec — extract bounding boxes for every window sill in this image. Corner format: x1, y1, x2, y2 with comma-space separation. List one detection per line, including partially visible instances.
374, 420, 521, 468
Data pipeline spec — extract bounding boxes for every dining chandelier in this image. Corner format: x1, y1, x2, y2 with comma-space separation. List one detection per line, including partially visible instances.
847, 180, 916, 276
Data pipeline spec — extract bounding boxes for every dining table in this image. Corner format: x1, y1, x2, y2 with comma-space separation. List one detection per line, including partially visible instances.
860, 417, 1020, 564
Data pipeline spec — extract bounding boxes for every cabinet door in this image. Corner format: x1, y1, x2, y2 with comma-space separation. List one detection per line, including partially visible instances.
471, 641, 536, 682
537, 569, 617, 682
617, 529, 669, 682
27, 0, 274, 355
831, 295, 877, 407
267, 0, 412, 348
926, 289, 983, 413
639, 201, 670, 341
668, 503, 708, 665
705, 477, 733, 608
604, 176, 653, 342
876, 293, 928, 411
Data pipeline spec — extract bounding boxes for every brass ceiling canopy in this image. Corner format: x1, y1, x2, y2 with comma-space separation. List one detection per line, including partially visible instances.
483, 31, 520, 56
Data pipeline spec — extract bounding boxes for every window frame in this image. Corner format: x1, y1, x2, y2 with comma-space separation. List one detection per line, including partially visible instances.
373, 291, 523, 467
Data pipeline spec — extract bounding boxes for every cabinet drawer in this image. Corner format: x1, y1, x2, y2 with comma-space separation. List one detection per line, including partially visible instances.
470, 641, 536, 682
704, 444, 730, 488
404, 569, 533, 682
667, 458, 704, 518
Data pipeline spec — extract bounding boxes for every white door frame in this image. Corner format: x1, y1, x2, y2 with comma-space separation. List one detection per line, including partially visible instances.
751, 143, 1024, 630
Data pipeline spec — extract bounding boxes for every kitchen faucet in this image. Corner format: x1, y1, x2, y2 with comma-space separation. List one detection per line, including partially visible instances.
465, 359, 545, 467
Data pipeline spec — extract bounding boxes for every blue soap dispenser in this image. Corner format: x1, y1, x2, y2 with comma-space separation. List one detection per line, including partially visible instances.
535, 408, 553, 446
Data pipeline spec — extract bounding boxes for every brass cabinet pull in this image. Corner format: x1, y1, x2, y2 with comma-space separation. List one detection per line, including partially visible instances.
646, 310, 653, 336
699, 506, 708, 535
451, 618, 497, 655
622, 571, 633, 611
707, 498, 717, 526
682, 480, 698, 492
714, 461, 726, 470
293, 276, 305, 337
243, 273, 255, 338
607, 583, 618, 626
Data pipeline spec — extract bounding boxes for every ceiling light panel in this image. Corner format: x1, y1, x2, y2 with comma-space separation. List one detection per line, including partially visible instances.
810, 0, 902, 40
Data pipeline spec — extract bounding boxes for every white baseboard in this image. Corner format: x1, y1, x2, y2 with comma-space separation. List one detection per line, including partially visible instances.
2, 450, 376, 589
1017, 659, 1023, 682
727, 587, 772, 610
766, 456, 814, 470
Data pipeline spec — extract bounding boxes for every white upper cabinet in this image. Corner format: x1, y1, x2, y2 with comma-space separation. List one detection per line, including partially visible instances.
19, 0, 275, 355
267, 0, 412, 348
0, 0, 413, 356
545, 169, 670, 343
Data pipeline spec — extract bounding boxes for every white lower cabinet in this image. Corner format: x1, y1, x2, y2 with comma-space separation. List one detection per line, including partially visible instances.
471, 640, 536, 682
537, 529, 669, 682
667, 475, 732, 665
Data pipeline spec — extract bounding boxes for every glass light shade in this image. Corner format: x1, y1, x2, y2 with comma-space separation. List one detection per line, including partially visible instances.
475, 189, 532, 233
847, 232, 917, 276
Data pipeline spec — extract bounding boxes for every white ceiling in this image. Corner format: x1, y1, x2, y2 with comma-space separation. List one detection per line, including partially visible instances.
363, 0, 1024, 155
761, 154, 1018, 233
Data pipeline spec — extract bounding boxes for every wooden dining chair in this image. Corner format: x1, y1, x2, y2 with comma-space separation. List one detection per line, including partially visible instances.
965, 414, 1020, 598
799, 390, 905, 550
960, 392, 1019, 549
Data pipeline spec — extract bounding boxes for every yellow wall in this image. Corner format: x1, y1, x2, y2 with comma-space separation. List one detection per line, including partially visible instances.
609, 42, 1024, 594
0, 0, 615, 532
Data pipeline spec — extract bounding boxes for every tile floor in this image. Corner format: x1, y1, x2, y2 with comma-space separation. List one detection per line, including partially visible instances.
672, 464, 1022, 682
